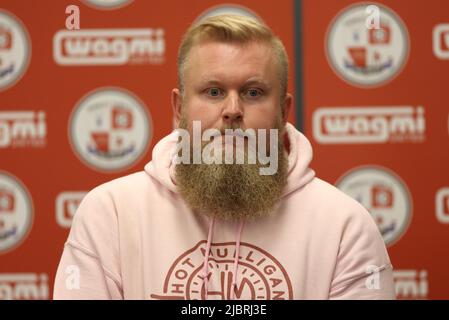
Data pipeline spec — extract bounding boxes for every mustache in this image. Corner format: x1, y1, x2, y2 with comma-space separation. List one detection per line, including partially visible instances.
210, 128, 255, 139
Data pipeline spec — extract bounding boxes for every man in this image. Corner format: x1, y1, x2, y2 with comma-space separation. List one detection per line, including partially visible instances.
54, 15, 395, 299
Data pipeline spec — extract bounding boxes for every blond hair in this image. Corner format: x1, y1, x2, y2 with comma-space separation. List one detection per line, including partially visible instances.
177, 14, 289, 101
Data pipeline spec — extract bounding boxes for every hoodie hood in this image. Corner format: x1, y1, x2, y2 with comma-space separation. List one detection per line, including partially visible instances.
144, 122, 316, 197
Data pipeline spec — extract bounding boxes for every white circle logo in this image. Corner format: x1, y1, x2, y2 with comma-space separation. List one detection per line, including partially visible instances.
83, 0, 133, 10
69, 88, 152, 172
0, 171, 33, 254
195, 4, 264, 24
326, 3, 409, 87
336, 166, 412, 246
0, 10, 31, 92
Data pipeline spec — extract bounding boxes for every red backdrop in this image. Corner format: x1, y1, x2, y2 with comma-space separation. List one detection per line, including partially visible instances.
303, 0, 449, 299
0, 0, 448, 300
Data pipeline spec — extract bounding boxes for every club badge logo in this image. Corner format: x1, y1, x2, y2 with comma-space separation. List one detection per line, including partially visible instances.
0, 10, 31, 91
0, 171, 33, 254
326, 3, 409, 87
433, 24, 449, 60
82, 0, 133, 10
69, 87, 152, 172
336, 166, 412, 246
195, 4, 263, 24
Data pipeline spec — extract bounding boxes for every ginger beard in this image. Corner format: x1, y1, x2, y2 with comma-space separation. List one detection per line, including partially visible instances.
175, 112, 288, 221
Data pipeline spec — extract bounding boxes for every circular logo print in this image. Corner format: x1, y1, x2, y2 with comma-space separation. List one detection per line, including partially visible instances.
69, 87, 152, 172
326, 3, 409, 87
0, 171, 33, 254
195, 4, 264, 24
336, 166, 412, 246
0, 10, 31, 92
150, 241, 293, 300
82, 0, 133, 10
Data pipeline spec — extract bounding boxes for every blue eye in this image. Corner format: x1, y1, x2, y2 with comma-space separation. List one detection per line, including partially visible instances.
244, 88, 263, 98
207, 88, 222, 97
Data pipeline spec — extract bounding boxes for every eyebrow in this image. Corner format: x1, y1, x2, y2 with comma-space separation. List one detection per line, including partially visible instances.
198, 78, 272, 89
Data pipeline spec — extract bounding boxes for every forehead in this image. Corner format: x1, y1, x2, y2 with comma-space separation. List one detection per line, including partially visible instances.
185, 40, 278, 85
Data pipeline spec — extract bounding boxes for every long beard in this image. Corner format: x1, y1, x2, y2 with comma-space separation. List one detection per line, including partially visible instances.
175, 116, 288, 221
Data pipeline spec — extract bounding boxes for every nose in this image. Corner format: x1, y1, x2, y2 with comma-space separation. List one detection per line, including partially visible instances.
222, 92, 243, 125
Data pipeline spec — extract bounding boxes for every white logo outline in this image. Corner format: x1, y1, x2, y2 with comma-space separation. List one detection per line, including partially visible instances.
435, 187, 449, 224
68, 86, 152, 173
81, 0, 133, 10
325, 2, 410, 88
0, 170, 34, 255
53, 28, 165, 66
336, 165, 413, 247
195, 4, 264, 24
313, 106, 425, 144
0, 9, 32, 92
433, 24, 449, 60
55, 191, 87, 228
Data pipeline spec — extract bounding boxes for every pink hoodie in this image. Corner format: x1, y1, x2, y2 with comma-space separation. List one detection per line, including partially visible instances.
53, 123, 395, 300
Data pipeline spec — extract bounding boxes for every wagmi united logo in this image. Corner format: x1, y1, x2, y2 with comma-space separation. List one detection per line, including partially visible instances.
313, 106, 425, 144
54, 28, 165, 65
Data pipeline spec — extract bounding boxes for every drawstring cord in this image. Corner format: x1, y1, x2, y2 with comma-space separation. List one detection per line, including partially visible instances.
230, 219, 245, 300
202, 217, 245, 300
202, 216, 215, 298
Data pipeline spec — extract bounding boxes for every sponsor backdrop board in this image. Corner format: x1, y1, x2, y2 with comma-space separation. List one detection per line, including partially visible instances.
303, 0, 449, 299
0, 0, 447, 300
0, 0, 295, 300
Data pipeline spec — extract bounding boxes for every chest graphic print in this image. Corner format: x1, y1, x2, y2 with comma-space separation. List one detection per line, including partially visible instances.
150, 240, 293, 300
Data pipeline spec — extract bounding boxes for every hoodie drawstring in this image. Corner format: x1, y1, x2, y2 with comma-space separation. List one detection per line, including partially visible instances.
202, 217, 245, 300
202, 216, 215, 298
230, 219, 245, 300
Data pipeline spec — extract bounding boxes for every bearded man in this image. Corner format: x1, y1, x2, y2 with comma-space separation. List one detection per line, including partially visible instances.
54, 14, 395, 300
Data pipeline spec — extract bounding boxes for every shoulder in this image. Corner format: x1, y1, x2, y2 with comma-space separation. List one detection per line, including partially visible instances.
81, 171, 160, 206
287, 177, 384, 247
92, 171, 152, 195
294, 177, 374, 222
71, 171, 150, 228
308, 178, 390, 261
